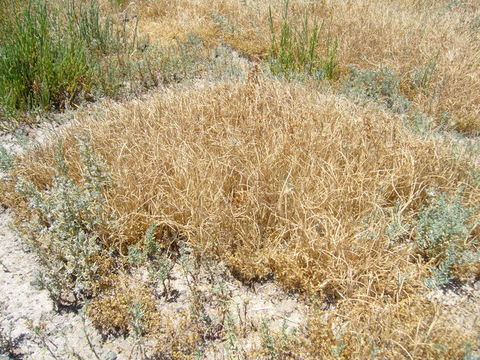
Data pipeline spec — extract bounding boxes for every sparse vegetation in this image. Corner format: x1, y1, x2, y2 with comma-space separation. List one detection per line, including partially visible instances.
0, 0, 479, 358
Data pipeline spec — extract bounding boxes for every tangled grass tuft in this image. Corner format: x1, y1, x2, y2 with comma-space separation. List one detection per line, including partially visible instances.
3, 78, 479, 357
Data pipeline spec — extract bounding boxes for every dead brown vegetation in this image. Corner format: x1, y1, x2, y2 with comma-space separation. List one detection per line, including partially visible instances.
4, 78, 479, 357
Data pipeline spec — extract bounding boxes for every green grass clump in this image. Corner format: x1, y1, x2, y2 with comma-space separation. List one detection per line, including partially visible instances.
415, 190, 479, 288
0, 0, 219, 130
1, 1, 94, 111
268, 1, 338, 80
0, 0, 129, 129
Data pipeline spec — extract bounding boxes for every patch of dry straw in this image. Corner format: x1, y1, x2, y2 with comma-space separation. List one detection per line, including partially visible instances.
5, 79, 479, 357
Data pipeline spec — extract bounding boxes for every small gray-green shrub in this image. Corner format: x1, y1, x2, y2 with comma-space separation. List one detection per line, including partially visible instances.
260, 319, 297, 359
260, 320, 278, 359
0, 145, 13, 172
407, 113, 437, 136
385, 203, 409, 245
211, 11, 235, 34
470, 169, 480, 187
128, 302, 148, 359
342, 67, 410, 113
0, 315, 21, 359
128, 222, 174, 297
409, 59, 438, 93
463, 344, 480, 360
415, 190, 479, 288
15, 138, 113, 308
470, 16, 480, 33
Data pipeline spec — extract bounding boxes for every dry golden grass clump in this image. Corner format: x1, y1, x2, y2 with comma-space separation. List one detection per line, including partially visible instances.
11, 79, 478, 290
115, 0, 480, 133
4, 79, 479, 357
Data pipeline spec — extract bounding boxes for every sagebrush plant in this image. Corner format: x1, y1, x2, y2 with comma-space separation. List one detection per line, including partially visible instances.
415, 190, 479, 288
26, 318, 74, 359
128, 302, 148, 359
128, 221, 174, 296
259, 320, 296, 360
0, 313, 20, 359
260, 320, 277, 359
471, 169, 480, 187
14, 137, 113, 308
224, 313, 244, 359
409, 57, 438, 93
408, 113, 439, 136
342, 67, 410, 113
0, 145, 13, 172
